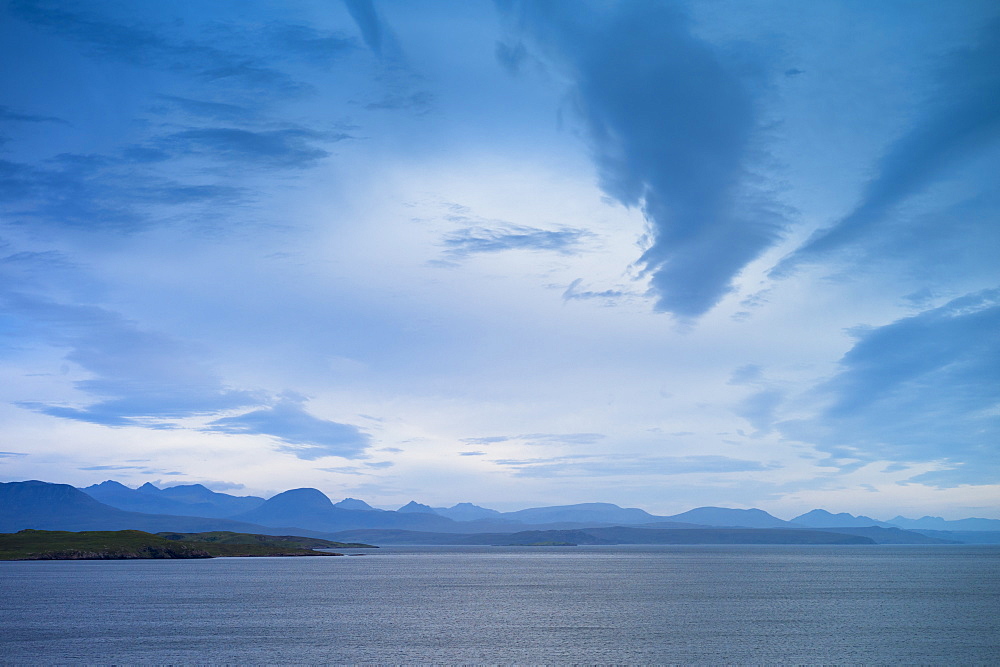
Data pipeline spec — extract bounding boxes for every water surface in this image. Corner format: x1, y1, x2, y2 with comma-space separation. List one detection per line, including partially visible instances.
1, 545, 997, 664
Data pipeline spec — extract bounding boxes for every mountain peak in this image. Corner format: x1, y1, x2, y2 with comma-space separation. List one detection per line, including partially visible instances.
137, 482, 160, 494
87, 480, 131, 491
397, 500, 436, 514
264, 487, 334, 510
334, 497, 378, 511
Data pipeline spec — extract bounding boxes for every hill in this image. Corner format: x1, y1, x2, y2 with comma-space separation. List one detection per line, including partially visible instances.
0, 529, 349, 560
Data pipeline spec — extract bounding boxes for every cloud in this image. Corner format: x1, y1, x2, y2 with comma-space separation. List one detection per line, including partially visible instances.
207, 395, 371, 460
0, 151, 251, 232
735, 389, 784, 434
264, 23, 357, 66
342, 0, 384, 56
154, 96, 255, 122
442, 223, 591, 259
0, 452, 28, 459
0, 106, 68, 125
365, 91, 434, 113
462, 433, 605, 446
159, 127, 346, 169
562, 278, 626, 303
2, 288, 264, 427
493, 454, 775, 478
10, 0, 305, 94
781, 288, 1000, 484
499, 0, 783, 317
775, 20, 1000, 274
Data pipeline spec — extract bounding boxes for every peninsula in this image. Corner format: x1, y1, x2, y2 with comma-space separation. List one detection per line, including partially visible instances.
0, 529, 376, 560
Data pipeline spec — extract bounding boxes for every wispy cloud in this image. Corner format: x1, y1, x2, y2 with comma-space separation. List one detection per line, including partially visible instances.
494, 454, 775, 478
461, 433, 605, 447
208, 394, 371, 460
499, 0, 784, 317
562, 278, 626, 303
10, 0, 306, 94
342, 0, 385, 56
781, 288, 1000, 484
774, 20, 1000, 275
2, 284, 264, 427
159, 127, 346, 169
0, 105, 68, 125
442, 224, 591, 259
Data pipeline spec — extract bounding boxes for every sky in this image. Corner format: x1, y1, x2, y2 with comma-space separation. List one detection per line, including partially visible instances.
0, 0, 997, 520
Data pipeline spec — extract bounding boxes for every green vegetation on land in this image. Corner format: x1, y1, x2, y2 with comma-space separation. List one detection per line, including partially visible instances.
0, 529, 375, 560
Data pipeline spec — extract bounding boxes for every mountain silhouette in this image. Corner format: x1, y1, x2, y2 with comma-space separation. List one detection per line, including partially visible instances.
662, 507, 790, 528
791, 509, 893, 528
82, 480, 264, 518
1, 481, 298, 535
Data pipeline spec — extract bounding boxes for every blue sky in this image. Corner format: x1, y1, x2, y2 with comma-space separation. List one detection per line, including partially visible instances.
1, 0, 997, 518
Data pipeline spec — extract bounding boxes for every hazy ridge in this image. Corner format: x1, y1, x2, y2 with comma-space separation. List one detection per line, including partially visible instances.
2, 480, 997, 545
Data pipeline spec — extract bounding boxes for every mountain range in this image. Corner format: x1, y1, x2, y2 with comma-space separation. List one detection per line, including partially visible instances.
2, 479, 998, 545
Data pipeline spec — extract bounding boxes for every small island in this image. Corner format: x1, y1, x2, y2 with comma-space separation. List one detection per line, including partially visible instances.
0, 529, 377, 560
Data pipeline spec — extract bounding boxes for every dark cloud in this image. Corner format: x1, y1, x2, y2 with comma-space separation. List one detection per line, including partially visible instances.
159, 127, 346, 168
154, 95, 255, 122
499, 0, 783, 317
0, 151, 252, 231
495, 40, 528, 75
365, 91, 434, 113
208, 396, 371, 460
10, 0, 304, 94
781, 288, 1000, 484
264, 24, 357, 66
342, 0, 384, 56
494, 454, 774, 478
775, 20, 1000, 275
0, 106, 68, 125
442, 224, 590, 259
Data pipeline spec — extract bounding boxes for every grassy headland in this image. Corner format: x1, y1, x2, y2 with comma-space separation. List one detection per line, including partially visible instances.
0, 529, 375, 560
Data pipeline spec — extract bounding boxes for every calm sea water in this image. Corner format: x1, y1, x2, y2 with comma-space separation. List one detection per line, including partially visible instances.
1, 545, 998, 664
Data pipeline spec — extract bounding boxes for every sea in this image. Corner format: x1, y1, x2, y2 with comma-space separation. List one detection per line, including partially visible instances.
1, 544, 998, 664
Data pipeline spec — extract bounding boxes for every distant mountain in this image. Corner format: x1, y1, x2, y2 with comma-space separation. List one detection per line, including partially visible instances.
397, 501, 437, 514
501, 503, 658, 525
792, 509, 894, 528
902, 529, 1000, 544
326, 526, 878, 546
81, 481, 264, 518
812, 526, 957, 544
149, 483, 264, 515
433, 503, 502, 521
887, 515, 1000, 531
663, 507, 790, 528
334, 497, 380, 511
0, 481, 305, 535
231, 488, 459, 532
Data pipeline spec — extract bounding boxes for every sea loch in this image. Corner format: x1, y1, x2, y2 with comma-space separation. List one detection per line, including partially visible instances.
1, 545, 997, 664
